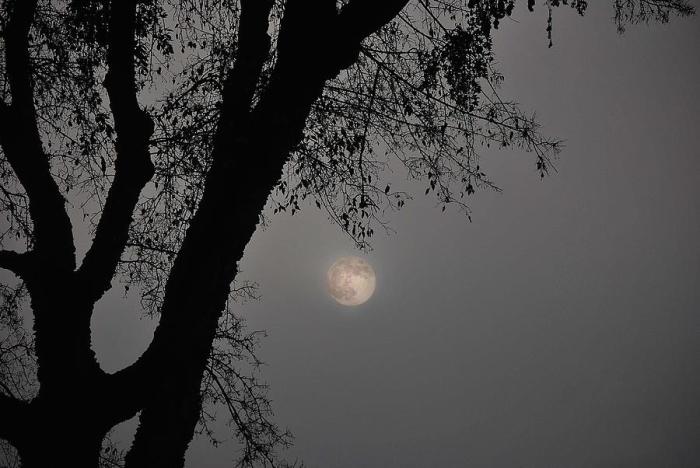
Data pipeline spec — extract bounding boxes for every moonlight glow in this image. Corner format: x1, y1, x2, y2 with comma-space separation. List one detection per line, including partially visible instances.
327, 257, 376, 306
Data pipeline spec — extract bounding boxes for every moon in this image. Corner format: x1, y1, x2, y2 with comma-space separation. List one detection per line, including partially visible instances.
327, 256, 376, 306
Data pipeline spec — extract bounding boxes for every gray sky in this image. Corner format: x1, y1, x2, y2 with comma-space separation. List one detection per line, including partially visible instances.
81, 3, 700, 467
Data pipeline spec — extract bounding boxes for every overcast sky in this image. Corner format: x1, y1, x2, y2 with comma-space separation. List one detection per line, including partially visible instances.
81, 3, 700, 467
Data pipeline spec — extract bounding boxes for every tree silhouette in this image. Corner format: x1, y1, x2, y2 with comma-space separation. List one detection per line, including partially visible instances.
0, 1, 693, 467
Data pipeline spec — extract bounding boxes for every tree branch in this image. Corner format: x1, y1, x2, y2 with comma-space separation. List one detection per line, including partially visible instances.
220, 0, 274, 133
0, 392, 28, 446
118, 2, 411, 465
0, 0, 75, 271
0, 249, 29, 277
109, 0, 277, 427
331, 0, 411, 71
76, 0, 155, 304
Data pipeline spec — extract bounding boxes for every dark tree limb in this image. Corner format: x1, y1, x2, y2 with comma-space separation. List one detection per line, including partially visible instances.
76, 0, 155, 304
111, 0, 279, 438
0, 249, 29, 277
120, 3, 410, 467
0, 0, 75, 272
0, 392, 28, 446
220, 0, 275, 133
109, 0, 274, 407
333, 0, 411, 70
118, 2, 286, 466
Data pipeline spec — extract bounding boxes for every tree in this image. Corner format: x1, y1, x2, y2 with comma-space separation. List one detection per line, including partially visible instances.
0, 0, 693, 467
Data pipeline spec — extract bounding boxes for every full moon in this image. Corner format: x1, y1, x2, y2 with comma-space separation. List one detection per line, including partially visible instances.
327, 256, 376, 306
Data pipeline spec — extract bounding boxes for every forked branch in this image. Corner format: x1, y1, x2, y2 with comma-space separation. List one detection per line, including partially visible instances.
0, 0, 75, 271
76, 0, 155, 304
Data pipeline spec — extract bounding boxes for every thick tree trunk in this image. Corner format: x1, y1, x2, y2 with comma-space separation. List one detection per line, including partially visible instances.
12, 281, 112, 468
122, 1, 411, 464
17, 434, 103, 468
28, 282, 102, 392
15, 398, 108, 468
124, 130, 295, 467
123, 4, 327, 464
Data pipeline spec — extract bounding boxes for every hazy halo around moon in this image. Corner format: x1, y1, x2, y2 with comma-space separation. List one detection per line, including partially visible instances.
327, 256, 376, 306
